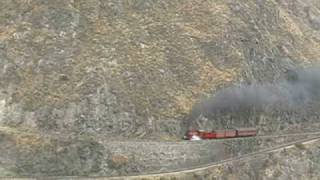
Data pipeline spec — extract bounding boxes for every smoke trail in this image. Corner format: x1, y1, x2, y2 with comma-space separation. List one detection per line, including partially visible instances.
190, 67, 320, 121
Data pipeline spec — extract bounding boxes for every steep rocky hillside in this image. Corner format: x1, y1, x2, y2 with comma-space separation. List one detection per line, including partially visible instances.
1, 0, 320, 178
1, 0, 320, 138
111, 139, 320, 180
0, 126, 315, 177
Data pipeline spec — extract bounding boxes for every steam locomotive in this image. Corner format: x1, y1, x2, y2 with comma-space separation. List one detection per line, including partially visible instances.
184, 128, 257, 140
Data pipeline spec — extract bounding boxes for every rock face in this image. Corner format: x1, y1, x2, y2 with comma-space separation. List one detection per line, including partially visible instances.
1, 0, 320, 177
1, 0, 320, 138
0, 126, 314, 177
111, 139, 320, 180
0, 127, 104, 176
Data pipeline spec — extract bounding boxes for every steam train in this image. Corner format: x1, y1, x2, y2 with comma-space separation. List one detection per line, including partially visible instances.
184, 128, 257, 140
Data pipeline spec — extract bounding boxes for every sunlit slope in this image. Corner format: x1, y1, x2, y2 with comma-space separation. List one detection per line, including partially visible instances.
0, 0, 319, 138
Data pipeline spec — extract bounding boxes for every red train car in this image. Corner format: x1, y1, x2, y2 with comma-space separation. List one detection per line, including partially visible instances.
213, 129, 236, 138
184, 128, 257, 140
236, 128, 257, 137
198, 130, 216, 139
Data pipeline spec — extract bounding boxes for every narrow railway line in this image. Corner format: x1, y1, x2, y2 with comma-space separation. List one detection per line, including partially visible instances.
7, 132, 320, 179
207, 131, 320, 142
99, 131, 320, 143
108, 134, 320, 179
254, 131, 320, 138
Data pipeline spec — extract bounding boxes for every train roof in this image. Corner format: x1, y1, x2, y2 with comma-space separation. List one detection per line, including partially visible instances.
212, 129, 236, 132
235, 127, 257, 131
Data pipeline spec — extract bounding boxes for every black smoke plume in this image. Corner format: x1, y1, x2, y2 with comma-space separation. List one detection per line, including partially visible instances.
190, 67, 320, 123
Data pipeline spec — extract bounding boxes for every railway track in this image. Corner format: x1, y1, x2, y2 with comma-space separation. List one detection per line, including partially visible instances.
253, 131, 320, 138
204, 131, 320, 142
98, 131, 320, 144
107, 134, 320, 179
4, 132, 320, 179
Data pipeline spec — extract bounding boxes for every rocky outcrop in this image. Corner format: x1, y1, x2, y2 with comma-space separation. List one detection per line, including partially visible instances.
0, 126, 316, 177
1, 0, 320, 177
1, 0, 320, 138
0, 127, 104, 176
109, 139, 320, 180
